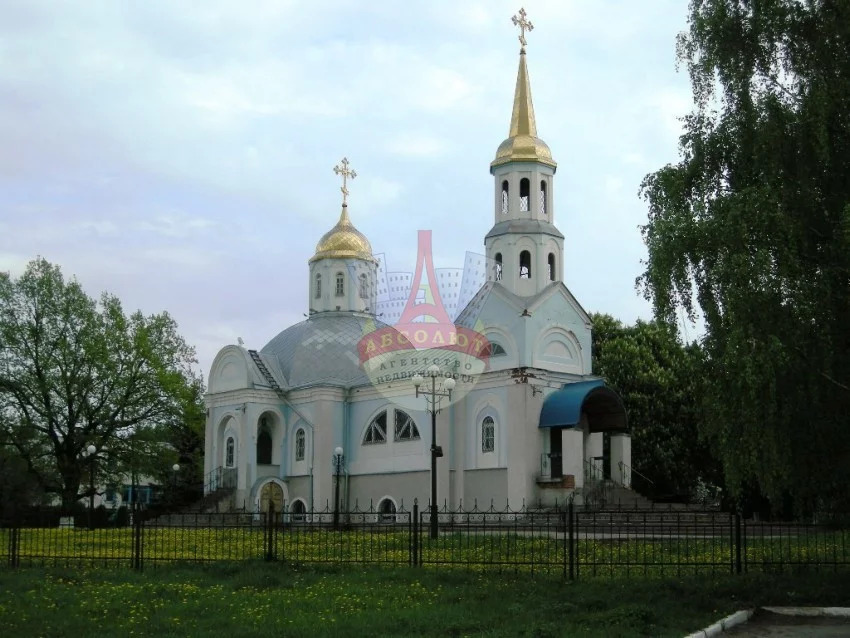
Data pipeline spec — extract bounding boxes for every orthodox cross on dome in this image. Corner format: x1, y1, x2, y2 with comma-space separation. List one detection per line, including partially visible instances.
333, 157, 357, 206
511, 7, 533, 51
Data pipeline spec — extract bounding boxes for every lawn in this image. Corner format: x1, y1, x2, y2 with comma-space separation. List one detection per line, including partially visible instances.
1, 564, 849, 637
5, 525, 848, 579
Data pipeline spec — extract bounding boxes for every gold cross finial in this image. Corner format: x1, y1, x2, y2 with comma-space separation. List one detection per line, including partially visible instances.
512, 7, 533, 51
333, 157, 357, 205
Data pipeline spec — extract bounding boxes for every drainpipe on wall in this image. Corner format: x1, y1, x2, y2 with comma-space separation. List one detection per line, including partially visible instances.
343, 390, 351, 514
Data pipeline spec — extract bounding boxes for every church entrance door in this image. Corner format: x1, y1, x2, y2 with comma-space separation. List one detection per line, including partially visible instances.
260, 482, 283, 514
549, 429, 563, 478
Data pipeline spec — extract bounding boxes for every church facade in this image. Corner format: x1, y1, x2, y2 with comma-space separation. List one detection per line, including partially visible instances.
203, 22, 631, 516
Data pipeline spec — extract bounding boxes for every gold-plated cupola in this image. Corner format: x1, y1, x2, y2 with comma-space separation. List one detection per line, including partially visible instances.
310, 204, 374, 263
310, 157, 376, 264
491, 8, 556, 172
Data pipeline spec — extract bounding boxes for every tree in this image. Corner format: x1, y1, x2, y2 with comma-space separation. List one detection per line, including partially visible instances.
156, 376, 206, 507
0, 258, 199, 510
639, 0, 850, 510
591, 313, 719, 500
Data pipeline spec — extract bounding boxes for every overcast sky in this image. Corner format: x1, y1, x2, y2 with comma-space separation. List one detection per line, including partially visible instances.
1, 0, 695, 378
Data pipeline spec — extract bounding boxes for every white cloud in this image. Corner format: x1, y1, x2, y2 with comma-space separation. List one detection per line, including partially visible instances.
80, 220, 120, 236
136, 215, 217, 238
354, 177, 403, 214
0, 0, 693, 376
385, 133, 451, 158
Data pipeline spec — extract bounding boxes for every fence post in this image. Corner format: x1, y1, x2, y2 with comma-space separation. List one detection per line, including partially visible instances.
568, 500, 575, 581
412, 501, 419, 567
265, 504, 276, 562
7, 517, 19, 568
735, 512, 742, 575
133, 509, 144, 572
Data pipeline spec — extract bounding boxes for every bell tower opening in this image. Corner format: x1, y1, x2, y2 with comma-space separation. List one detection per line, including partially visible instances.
519, 250, 531, 279
495, 253, 503, 281
519, 178, 530, 212
501, 181, 509, 215
540, 180, 547, 215
548, 253, 556, 281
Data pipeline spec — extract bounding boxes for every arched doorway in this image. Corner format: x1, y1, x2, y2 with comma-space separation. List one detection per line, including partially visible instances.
259, 482, 284, 514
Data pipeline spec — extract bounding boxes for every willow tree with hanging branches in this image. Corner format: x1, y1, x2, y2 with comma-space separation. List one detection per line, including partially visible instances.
639, 0, 850, 511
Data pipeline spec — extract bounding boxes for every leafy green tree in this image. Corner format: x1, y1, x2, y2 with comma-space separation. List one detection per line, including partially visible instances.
0, 448, 44, 520
156, 376, 206, 506
639, 0, 850, 509
591, 313, 718, 499
0, 258, 199, 510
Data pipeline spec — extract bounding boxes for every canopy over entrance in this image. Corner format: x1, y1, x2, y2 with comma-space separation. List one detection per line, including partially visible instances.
538, 379, 628, 433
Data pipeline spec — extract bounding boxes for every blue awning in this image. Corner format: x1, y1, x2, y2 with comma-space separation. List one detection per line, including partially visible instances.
539, 379, 628, 433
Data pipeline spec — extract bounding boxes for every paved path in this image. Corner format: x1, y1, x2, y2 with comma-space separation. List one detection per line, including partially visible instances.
726, 610, 850, 637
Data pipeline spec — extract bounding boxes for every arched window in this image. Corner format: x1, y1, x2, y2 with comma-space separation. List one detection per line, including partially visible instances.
335, 272, 344, 297
378, 498, 397, 523
548, 253, 556, 281
291, 499, 307, 522
225, 437, 235, 468
501, 180, 509, 214
314, 273, 321, 299
540, 180, 547, 215
363, 411, 387, 444
295, 428, 306, 462
494, 253, 502, 282
394, 409, 420, 441
489, 343, 506, 357
519, 178, 530, 212
257, 417, 272, 465
519, 250, 531, 279
482, 417, 495, 453
359, 273, 368, 299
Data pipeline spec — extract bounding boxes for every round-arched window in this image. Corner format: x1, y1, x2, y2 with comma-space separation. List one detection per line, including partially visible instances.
482, 417, 495, 453
295, 428, 306, 462
378, 498, 397, 522
225, 436, 235, 467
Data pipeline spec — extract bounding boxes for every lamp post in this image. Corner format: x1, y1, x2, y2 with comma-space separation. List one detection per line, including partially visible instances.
171, 463, 180, 509
333, 446, 344, 530
86, 444, 97, 530
412, 364, 455, 539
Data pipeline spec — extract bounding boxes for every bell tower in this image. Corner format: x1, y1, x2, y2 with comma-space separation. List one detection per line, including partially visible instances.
485, 8, 564, 298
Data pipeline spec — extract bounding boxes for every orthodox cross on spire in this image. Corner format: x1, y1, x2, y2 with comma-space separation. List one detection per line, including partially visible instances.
333, 157, 357, 206
511, 7, 533, 51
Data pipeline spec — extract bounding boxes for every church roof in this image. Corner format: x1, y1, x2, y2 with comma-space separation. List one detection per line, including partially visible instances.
310, 204, 375, 263
491, 46, 556, 171
260, 312, 392, 389
455, 281, 591, 329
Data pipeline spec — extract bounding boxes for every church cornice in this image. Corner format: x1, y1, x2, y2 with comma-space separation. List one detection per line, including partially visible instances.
484, 219, 564, 241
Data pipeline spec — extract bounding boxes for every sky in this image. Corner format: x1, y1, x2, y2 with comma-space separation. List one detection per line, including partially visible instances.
0, 0, 696, 378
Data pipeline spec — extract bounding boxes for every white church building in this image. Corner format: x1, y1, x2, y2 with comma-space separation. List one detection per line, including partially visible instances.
203, 20, 631, 516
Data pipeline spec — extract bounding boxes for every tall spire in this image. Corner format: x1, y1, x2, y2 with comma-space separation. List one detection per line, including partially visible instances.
509, 48, 537, 138
491, 8, 556, 172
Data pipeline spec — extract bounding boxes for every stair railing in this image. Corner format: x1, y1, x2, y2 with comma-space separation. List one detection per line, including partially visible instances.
617, 461, 654, 491
583, 458, 610, 508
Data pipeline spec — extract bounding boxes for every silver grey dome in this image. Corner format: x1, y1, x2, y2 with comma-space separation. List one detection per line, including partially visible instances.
261, 313, 394, 389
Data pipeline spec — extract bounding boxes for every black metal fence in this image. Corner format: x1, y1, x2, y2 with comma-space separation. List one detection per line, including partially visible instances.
3, 503, 850, 579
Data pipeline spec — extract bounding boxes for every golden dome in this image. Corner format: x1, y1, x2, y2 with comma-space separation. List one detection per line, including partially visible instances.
490, 49, 557, 171
309, 204, 375, 263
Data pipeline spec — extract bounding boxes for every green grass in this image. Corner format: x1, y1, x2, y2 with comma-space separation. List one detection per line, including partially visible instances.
1, 564, 849, 637
9, 526, 849, 580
